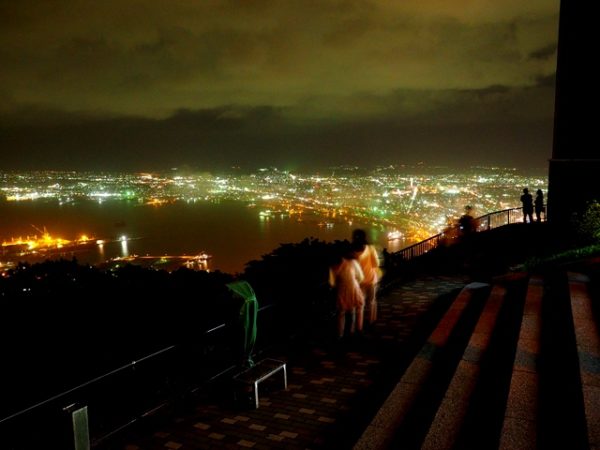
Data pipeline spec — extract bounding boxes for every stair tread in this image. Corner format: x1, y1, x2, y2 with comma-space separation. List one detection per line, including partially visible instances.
421, 285, 506, 450
568, 272, 600, 449
499, 275, 542, 450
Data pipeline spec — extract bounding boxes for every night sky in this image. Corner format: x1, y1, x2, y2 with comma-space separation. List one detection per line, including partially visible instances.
0, 1, 559, 172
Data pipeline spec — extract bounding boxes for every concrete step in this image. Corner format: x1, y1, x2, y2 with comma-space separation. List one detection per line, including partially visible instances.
498, 275, 542, 450
421, 284, 506, 450
568, 272, 600, 450
537, 270, 588, 450
353, 265, 599, 450
354, 282, 490, 450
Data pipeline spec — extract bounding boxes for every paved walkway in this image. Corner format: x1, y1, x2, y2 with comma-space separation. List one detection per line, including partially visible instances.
102, 276, 467, 450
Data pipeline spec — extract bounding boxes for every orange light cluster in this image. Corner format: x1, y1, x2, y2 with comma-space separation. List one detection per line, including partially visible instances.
146, 198, 171, 206
2, 232, 95, 252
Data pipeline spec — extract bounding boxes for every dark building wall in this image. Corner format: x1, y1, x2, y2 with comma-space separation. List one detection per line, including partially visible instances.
548, 0, 600, 223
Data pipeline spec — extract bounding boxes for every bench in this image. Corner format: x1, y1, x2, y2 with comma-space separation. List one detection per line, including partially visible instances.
233, 358, 287, 408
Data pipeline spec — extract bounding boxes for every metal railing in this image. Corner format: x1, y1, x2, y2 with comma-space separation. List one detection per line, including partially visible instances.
1, 303, 278, 450
393, 206, 541, 262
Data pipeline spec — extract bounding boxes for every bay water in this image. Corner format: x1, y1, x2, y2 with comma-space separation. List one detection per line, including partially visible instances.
0, 199, 404, 273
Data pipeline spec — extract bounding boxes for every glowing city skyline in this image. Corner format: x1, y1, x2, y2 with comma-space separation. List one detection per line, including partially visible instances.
0, 166, 547, 244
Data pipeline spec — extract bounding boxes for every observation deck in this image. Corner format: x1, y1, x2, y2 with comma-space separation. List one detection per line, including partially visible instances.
2, 210, 598, 450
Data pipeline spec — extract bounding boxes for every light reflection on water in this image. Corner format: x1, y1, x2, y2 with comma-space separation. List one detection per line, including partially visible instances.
0, 200, 406, 274
120, 239, 129, 257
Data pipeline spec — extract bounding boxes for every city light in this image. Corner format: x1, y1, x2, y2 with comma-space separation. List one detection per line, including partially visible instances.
0, 167, 547, 250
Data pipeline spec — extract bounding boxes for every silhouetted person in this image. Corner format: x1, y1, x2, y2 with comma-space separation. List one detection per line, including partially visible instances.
521, 188, 534, 223
458, 205, 476, 235
351, 229, 380, 325
534, 189, 545, 222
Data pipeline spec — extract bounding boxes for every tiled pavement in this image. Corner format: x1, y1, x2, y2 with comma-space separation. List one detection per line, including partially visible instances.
103, 276, 467, 450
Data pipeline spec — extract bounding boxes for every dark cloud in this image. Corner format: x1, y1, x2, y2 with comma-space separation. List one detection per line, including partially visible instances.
0, 0, 559, 170
534, 73, 557, 88
529, 44, 558, 60
0, 83, 554, 172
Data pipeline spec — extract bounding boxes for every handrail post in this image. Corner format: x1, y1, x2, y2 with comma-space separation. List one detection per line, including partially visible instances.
487, 215, 491, 231
64, 403, 90, 450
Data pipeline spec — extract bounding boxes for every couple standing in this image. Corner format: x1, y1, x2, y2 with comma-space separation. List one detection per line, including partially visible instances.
329, 229, 380, 339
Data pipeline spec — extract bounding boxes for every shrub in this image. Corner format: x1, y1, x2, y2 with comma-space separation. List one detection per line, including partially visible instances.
574, 200, 600, 242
